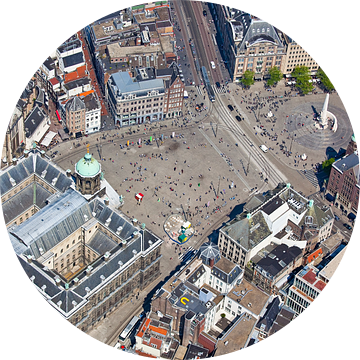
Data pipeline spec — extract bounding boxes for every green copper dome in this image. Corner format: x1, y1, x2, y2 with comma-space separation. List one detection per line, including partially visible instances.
75, 152, 101, 177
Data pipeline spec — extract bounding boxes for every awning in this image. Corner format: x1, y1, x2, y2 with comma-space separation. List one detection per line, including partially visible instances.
41, 131, 57, 147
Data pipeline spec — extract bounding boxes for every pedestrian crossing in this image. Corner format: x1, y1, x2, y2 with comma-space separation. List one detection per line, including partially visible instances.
298, 169, 318, 188
196, 84, 227, 95
212, 85, 227, 94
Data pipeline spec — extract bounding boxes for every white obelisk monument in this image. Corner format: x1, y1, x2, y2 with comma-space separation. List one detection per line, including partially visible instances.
320, 93, 329, 126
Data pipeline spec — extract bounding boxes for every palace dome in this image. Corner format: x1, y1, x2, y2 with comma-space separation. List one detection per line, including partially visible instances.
75, 152, 101, 178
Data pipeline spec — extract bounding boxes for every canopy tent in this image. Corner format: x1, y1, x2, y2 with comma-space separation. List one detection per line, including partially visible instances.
41, 131, 57, 147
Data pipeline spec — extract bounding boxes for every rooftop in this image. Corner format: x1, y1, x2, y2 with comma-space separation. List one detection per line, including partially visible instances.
255, 243, 303, 278
297, 266, 326, 291
109, 70, 164, 98
227, 279, 269, 316
221, 210, 272, 251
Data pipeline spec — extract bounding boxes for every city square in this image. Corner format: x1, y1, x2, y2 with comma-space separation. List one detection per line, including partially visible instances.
1, 0, 358, 359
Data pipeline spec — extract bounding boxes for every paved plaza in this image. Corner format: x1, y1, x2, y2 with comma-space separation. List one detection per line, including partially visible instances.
48, 80, 354, 344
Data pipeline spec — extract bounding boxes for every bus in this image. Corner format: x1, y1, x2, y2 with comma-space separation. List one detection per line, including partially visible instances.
118, 315, 140, 342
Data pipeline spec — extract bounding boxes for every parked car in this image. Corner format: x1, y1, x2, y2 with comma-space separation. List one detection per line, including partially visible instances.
343, 223, 352, 230
334, 214, 340, 221
203, 9, 207, 16
228, 104, 234, 111
215, 81, 221, 88
235, 115, 241, 121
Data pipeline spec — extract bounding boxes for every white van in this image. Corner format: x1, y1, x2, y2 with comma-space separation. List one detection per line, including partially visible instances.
259, 145, 268, 153
210, 61, 216, 69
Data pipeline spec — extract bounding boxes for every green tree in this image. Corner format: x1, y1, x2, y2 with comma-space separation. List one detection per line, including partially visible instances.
267, 66, 283, 86
292, 66, 313, 94
317, 68, 335, 92
240, 70, 255, 89
322, 158, 335, 174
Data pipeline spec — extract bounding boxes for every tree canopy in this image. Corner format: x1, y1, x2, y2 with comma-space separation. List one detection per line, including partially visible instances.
240, 70, 255, 88
291, 66, 313, 94
317, 68, 335, 92
322, 158, 335, 174
267, 66, 283, 86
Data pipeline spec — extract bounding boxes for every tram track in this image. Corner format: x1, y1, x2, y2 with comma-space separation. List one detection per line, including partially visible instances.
207, 92, 287, 187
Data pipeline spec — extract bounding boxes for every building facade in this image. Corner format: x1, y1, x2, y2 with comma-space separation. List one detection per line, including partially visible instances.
326, 151, 359, 215
283, 36, 319, 75
106, 70, 165, 126
210, 6, 286, 82
285, 265, 326, 316
65, 96, 86, 135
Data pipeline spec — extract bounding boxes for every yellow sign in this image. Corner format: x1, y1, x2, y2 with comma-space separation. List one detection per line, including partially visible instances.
180, 297, 189, 305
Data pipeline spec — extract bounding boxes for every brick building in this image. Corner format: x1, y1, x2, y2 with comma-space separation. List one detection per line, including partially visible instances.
326, 151, 359, 216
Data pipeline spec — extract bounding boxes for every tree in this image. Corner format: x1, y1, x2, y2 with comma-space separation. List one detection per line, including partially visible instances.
267, 66, 283, 86
322, 158, 335, 174
317, 68, 335, 92
291, 66, 313, 94
240, 70, 255, 89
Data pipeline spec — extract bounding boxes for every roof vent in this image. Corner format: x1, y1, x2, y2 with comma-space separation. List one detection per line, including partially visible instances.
118, 260, 123, 268
104, 251, 111, 261
85, 286, 91, 294
116, 226, 123, 235
84, 214, 88, 221
51, 177, 58, 186
132, 249, 138, 256
100, 274, 106, 282
39, 247, 44, 255
148, 240, 153, 246
30, 275, 35, 282
105, 217, 111, 226
73, 277, 79, 284
72, 300, 78, 307
41, 170, 47, 178
9, 177, 16, 187
57, 301, 62, 308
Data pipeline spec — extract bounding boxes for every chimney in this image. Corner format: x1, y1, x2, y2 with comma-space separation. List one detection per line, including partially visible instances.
86, 265, 93, 276
66, 169, 72, 177
40, 150, 46, 158
104, 251, 111, 261
85, 286, 91, 295
12, 157, 17, 166
24, 150, 29, 158
104, 197, 110, 206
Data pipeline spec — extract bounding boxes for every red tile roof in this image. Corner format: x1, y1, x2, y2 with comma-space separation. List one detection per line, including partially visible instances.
302, 269, 317, 284
135, 350, 157, 358
64, 65, 87, 83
